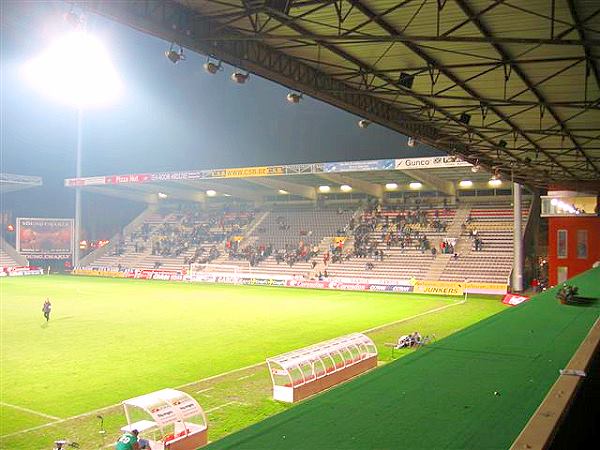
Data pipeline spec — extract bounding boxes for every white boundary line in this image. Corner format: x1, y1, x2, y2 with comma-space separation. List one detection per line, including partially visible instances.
0, 402, 61, 421
363, 300, 465, 334
205, 401, 246, 414
1, 300, 464, 440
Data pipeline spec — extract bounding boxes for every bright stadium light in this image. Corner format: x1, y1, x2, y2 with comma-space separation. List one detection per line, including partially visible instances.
488, 177, 502, 187
22, 31, 122, 108
409, 182, 423, 190
278, 189, 289, 195
206, 189, 217, 197
340, 184, 352, 192
385, 182, 398, 191
318, 185, 331, 193
458, 180, 473, 188
157, 192, 168, 199
22, 28, 122, 268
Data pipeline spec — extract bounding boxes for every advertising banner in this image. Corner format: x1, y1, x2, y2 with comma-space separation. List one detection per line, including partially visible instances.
1, 266, 44, 276
502, 293, 530, 306
395, 156, 472, 170
16, 218, 74, 259
465, 282, 508, 295
413, 280, 465, 296
73, 268, 125, 278
323, 159, 395, 173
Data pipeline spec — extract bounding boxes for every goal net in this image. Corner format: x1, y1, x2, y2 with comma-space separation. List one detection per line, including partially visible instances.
190, 262, 251, 275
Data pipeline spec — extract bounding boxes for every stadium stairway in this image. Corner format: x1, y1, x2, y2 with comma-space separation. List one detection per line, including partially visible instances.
0, 236, 28, 266
424, 204, 471, 280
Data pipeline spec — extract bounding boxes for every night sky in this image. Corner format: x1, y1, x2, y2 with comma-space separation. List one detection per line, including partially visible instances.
1, 1, 439, 236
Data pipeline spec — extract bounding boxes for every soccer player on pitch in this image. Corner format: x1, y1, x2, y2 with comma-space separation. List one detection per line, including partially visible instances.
42, 299, 52, 322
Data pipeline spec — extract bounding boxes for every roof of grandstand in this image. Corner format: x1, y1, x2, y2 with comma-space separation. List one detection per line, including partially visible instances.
64, 156, 511, 202
86, 0, 600, 190
0, 173, 42, 194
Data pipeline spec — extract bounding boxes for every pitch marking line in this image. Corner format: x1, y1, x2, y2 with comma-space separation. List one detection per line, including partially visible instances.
362, 300, 466, 334
195, 387, 214, 394
205, 401, 246, 414
1, 300, 463, 440
237, 374, 255, 380
0, 402, 61, 421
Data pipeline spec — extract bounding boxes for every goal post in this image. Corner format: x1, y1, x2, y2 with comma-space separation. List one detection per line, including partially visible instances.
189, 262, 251, 275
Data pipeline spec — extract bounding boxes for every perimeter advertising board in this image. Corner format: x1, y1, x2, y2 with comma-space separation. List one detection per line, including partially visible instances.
16, 218, 74, 260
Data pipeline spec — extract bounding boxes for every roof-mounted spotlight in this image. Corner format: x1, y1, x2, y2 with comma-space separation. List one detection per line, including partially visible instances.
409, 182, 423, 190
488, 176, 502, 187
157, 192, 168, 199
358, 119, 371, 128
165, 44, 185, 64
278, 189, 289, 195
385, 182, 398, 191
205, 189, 217, 197
340, 184, 352, 192
318, 185, 331, 193
287, 92, 302, 104
203, 60, 222, 74
458, 180, 473, 188
407, 137, 416, 147
231, 71, 249, 84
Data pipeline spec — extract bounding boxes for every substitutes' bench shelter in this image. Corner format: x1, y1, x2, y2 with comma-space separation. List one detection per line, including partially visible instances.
267, 332, 378, 403
120, 388, 208, 449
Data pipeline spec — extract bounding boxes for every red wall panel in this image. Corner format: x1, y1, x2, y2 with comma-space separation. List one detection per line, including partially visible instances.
548, 216, 600, 285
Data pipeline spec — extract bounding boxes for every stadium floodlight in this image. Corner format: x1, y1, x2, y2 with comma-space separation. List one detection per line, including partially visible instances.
231, 71, 249, 84
340, 184, 352, 192
458, 180, 473, 188
22, 31, 122, 108
409, 182, 423, 190
407, 137, 416, 147
223, 193, 232, 197
358, 119, 371, 128
287, 92, 302, 104
488, 177, 502, 187
205, 189, 217, 197
165, 44, 185, 64
278, 189, 289, 195
385, 182, 398, 191
157, 192, 168, 199
22, 29, 122, 268
318, 185, 331, 193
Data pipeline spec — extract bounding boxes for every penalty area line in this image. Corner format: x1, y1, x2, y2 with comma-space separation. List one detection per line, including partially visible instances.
0, 401, 61, 421
362, 300, 466, 334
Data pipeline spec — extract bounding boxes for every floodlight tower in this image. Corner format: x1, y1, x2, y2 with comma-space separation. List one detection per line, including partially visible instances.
22, 21, 122, 267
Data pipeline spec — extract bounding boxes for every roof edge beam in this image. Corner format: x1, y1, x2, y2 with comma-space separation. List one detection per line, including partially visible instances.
245, 178, 316, 199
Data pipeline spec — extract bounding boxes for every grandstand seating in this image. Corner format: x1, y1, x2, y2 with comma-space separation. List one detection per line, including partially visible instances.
84, 199, 531, 285
92, 208, 254, 271
0, 248, 21, 268
325, 205, 455, 281
439, 203, 530, 283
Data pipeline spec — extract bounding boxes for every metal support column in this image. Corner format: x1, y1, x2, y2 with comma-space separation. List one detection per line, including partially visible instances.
512, 182, 523, 292
74, 108, 83, 267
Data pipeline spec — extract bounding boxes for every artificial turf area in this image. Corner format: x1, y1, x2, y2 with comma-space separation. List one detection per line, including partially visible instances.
209, 267, 600, 450
0, 275, 505, 449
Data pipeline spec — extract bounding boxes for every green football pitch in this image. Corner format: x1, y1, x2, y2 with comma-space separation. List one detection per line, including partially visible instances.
0, 275, 505, 449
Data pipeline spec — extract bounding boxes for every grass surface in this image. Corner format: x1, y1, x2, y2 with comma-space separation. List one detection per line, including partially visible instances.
209, 267, 600, 450
0, 275, 504, 449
